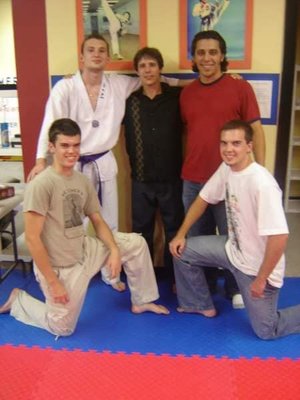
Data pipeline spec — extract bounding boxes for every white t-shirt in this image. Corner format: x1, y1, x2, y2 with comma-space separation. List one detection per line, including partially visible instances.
200, 162, 289, 287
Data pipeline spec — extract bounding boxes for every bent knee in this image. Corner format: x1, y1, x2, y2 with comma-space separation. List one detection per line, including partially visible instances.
252, 324, 276, 340
48, 317, 76, 337
116, 232, 145, 248
255, 331, 274, 340
49, 324, 75, 337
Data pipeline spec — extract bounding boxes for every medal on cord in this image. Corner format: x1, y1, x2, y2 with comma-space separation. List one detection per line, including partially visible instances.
92, 82, 106, 128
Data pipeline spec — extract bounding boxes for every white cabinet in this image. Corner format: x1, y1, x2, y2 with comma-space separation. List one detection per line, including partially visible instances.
285, 65, 300, 212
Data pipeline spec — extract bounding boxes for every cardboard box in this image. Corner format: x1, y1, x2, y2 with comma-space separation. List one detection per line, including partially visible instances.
0, 185, 15, 200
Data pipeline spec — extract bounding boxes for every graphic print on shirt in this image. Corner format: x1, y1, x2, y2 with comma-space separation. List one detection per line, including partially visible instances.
63, 190, 83, 229
225, 183, 241, 252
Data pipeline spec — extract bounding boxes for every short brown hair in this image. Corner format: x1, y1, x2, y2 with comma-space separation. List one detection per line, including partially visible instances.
48, 118, 81, 144
133, 47, 164, 71
80, 33, 110, 55
221, 120, 254, 143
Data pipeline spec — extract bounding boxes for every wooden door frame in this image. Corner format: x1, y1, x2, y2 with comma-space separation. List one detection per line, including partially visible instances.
274, 0, 299, 191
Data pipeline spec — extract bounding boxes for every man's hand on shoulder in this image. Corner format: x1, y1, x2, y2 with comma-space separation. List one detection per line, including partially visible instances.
63, 74, 75, 79
178, 78, 194, 87
27, 159, 47, 182
230, 73, 243, 80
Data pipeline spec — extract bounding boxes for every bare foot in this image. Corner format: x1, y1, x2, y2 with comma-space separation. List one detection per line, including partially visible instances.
111, 281, 126, 292
0, 288, 20, 314
132, 303, 170, 315
177, 306, 216, 318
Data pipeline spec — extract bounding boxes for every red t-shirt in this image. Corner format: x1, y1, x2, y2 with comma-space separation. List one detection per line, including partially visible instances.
180, 74, 260, 182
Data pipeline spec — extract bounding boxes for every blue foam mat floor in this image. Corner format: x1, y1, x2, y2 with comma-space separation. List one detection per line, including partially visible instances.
1, 268, 300, 359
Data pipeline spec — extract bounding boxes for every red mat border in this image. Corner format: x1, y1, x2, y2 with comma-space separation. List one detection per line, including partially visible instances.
1, 345, 300, 399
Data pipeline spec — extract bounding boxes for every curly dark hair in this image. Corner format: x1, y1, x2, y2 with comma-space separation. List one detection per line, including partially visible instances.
191, 30, 228, 73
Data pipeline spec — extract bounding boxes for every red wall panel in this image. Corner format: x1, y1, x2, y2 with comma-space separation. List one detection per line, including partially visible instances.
12, 0, 49, 179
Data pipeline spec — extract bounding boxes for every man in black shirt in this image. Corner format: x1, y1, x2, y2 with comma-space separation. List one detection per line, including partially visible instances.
123, 47, 184, 285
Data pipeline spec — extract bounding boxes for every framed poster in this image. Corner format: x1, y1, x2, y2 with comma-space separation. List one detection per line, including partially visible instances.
76, 0, 147, 70
179, 0, 253, 70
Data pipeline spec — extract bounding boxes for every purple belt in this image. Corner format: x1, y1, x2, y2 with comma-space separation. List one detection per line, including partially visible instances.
79, 151, 109, 205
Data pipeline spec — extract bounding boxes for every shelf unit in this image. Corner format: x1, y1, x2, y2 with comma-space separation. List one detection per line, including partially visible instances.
285, 64, 300, 212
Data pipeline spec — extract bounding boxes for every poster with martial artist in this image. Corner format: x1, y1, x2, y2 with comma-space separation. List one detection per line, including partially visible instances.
179, 0, 253, 69
77, 0, 147, 70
